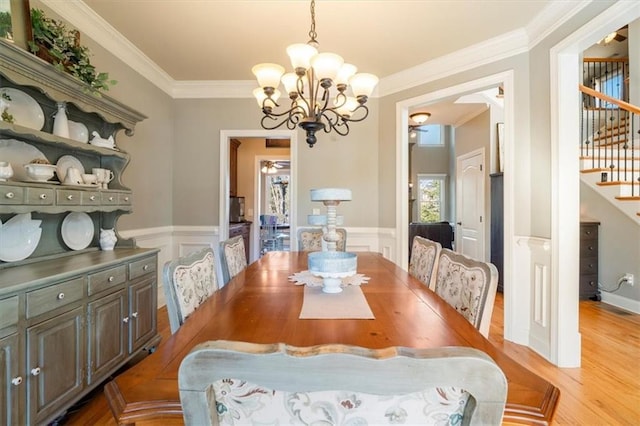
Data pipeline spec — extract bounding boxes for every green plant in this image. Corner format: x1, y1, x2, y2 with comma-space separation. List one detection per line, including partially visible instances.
1, 92, 14, 123
0, 11, 12, 39
28, 8, 116, 93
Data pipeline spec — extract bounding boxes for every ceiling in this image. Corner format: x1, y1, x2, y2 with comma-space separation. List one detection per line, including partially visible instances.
65, 1, 563, 125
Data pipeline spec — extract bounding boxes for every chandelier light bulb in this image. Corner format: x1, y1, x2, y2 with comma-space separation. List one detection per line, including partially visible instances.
335, 63, 357, 87
310, 52, 344, 82
335, 96, 359, 117
349, 73, 379, 98
286, 43, 318, 71
252, 63, 285, 89
281, 73, 299, 96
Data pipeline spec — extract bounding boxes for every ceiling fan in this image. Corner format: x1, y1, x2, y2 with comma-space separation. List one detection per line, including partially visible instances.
409, 112, 432, 137
261, 160, 287, 174
598, 25, 628, 45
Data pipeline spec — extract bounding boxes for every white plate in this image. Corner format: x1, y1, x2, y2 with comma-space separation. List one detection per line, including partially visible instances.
0, 213, 42, 262
61, 212, 94, 251
0, 139, 48, 182
68, 120, 89, 143
56, 155, 84, 182
0, 88, 45, 131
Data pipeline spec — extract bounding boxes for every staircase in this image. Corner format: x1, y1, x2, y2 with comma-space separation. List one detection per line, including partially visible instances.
579, 81, 640, 225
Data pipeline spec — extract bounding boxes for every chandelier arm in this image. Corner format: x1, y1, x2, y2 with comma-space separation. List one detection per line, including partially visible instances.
260, 114, 298, 131
319, 111, 349, 136
339, 104, 370, 123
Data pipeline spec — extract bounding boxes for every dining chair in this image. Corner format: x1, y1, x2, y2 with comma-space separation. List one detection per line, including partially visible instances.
408, 236, 442, 289
433, 248, 499, 337
219, 235, 248, 285
162, 247, 219, 334
179, 340, 507, 426
259, 214, 287, 254
297, 227, 347, 251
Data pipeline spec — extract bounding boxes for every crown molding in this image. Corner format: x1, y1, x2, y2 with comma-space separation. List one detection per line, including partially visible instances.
40, 0, 175, 96
42, 0, 589, 100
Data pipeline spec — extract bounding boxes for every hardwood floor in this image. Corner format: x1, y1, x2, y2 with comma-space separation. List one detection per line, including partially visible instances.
64, 293, 640, 425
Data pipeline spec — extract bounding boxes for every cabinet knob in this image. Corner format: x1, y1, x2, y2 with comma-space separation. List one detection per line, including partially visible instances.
39, 193, 47, 200
31, 367, 41, 376
57, 292, 65, 300
90, 195, 96, 201
5, 192, 14, 199
124, 196, 130, 202
585, 230, 591, 235
109, 196, 114, 202
108, 276, 115, 282
67, 194, 74, 201
131, 311, 138, 318
143, 265, 149, 271
122, 316, 129, 323
11, 376, 23, 386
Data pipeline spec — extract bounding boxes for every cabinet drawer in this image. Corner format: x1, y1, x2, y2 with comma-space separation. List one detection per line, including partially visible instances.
88, 265, 128, 296
580, 241, 598, 258
118, 192, 132, 206
0, 295, 19, 332
579, 274, 598, 293
56, 188, 83, 205
101, 192, 119, 206
129, 256, 157, 280
26, 277, 85, 319
0, 185, 24, 204
82, 190, 101, 206
24, 187, 55, 205
580, 257, 598, 275
580, 225, 598, 240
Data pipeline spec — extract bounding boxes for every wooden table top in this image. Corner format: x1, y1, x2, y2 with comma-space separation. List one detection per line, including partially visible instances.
105, 251, 559, 425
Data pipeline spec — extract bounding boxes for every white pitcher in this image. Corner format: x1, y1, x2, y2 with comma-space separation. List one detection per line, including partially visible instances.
53, 102, 70, 138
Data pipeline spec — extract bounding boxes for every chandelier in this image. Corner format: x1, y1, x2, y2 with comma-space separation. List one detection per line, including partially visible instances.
252, 0, 378, 148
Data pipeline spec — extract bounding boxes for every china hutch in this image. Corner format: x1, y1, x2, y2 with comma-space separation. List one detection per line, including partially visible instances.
0, 40, 160, 425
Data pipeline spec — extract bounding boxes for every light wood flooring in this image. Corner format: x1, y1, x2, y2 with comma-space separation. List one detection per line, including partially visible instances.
65, 293, 640, 425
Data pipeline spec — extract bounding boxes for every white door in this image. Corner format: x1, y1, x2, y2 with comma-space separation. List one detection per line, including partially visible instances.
456, 149, 485, 260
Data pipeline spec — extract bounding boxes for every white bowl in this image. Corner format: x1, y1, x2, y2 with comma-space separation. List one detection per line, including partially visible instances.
23, 163, 57, 181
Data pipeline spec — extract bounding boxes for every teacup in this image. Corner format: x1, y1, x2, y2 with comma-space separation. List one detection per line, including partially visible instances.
0, 161, 13, 181
82, 173, 97, 185
92, 168, 114, 189
64, 167, 83, 185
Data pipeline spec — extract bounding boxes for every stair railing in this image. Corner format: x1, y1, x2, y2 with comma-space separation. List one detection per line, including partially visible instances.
579, 84, 639, 197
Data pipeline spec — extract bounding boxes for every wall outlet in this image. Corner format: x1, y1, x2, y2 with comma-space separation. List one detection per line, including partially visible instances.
623, 273, 634, 286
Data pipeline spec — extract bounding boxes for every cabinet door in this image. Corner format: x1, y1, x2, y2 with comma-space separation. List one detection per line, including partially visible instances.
129, 276, 157, 354
87, 289, 127, 385
26, 307, 85, 425
1, 333, 21, 426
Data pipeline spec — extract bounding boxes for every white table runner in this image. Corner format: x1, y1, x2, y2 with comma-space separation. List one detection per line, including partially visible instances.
299, 285, 375, 319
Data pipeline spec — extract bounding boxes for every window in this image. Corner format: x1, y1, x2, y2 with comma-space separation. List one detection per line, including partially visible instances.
264, 174, 290, 224
417, 174, 446, 222
416, 124, 443, 147
594, 68, 624, 108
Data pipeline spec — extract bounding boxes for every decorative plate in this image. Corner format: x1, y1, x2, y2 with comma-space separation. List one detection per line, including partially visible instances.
0, 139, 48, 182
56, 155, 84, 182
61, 212, 94, 250
68, 120, 89, 143
0, 87, 45, 131
0, 213, 42, 262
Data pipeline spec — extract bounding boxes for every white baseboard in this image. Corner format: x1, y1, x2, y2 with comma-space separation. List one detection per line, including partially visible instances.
600, 291, 640, 314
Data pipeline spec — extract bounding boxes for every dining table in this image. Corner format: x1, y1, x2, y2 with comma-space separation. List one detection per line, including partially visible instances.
104, 251, 559, 425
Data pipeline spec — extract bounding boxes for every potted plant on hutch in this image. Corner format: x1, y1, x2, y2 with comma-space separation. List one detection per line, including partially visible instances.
27, 8, 116, 94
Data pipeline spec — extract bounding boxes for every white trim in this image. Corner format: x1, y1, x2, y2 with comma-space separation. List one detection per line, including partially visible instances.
41, 0, 587, 99
600, 292, 640, 315
396, 70, 517, 342
219, 130, 298, 254
550, 0, 640, 368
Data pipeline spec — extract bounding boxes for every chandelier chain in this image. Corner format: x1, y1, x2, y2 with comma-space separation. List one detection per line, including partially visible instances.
308, 0, 318, 44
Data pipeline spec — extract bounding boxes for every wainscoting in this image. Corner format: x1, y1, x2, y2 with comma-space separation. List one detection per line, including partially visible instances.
119, 226, 396, 308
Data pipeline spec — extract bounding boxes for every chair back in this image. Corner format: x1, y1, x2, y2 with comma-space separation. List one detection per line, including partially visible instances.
259, 214, 285, 253
433, 248, 499, 337
162, 247, 218, 334
297, 227, 347, 252
179, 340, 507, 426
409, 236, 442, 289
219, 235, 248, 285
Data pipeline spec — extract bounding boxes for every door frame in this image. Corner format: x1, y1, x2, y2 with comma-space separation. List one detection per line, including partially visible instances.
219, 130, 298, 258
396, 70, 515, 340
455, 147, 486, 260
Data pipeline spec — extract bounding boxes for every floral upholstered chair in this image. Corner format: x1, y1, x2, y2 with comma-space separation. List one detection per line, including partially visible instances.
433, 248, 499, 337
408, 236, 442, 289
178, 340, 507, 426
219, 235, 248, 285
162, 247, 219, 334
297, 227, 347, 251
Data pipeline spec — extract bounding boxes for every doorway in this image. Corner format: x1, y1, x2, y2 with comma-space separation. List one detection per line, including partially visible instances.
219, 130, 297, 263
